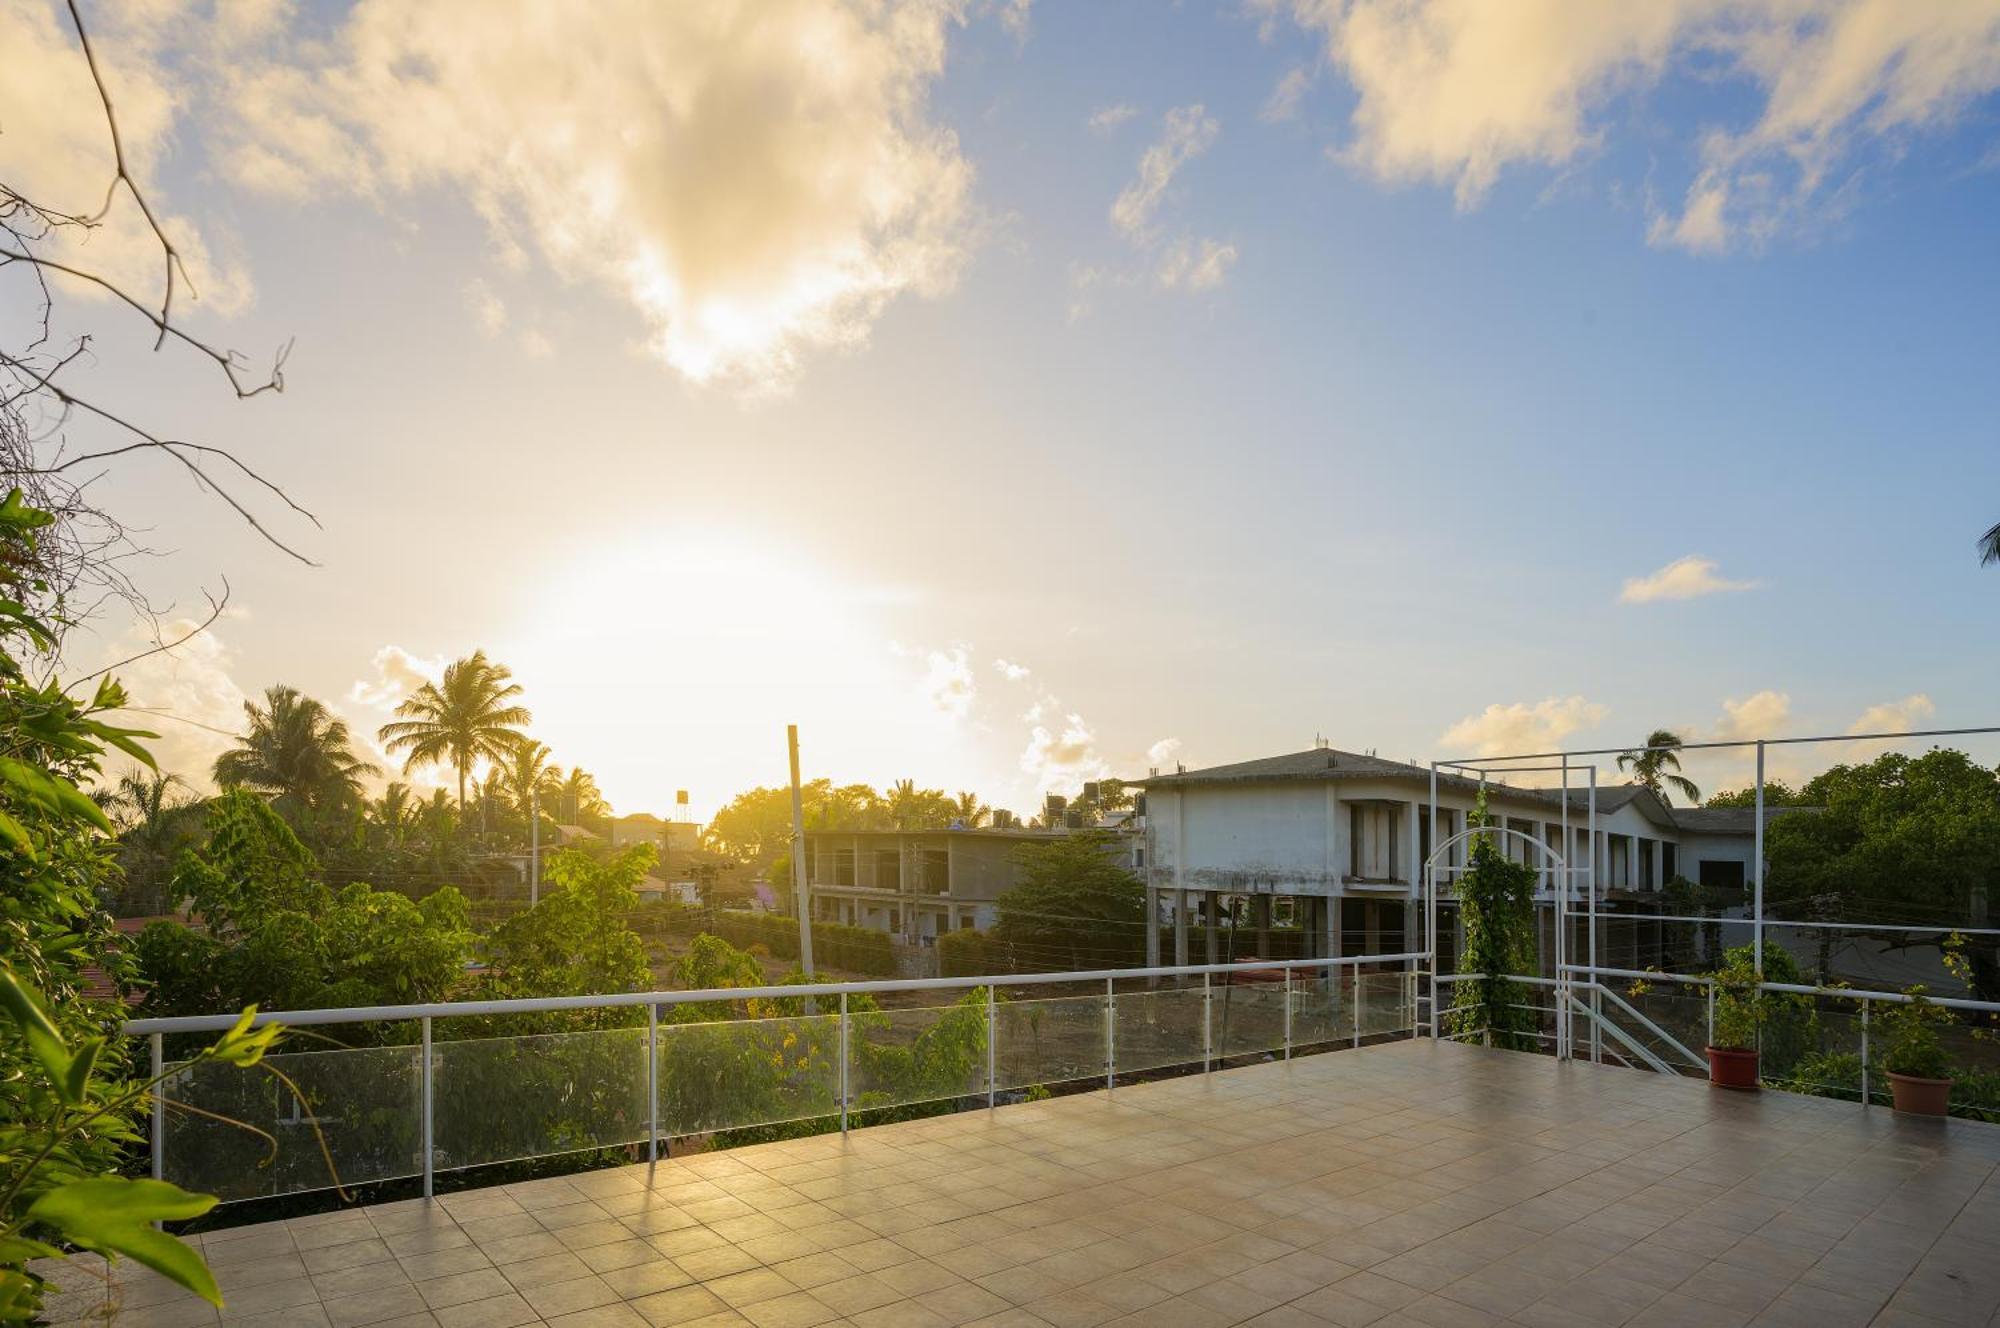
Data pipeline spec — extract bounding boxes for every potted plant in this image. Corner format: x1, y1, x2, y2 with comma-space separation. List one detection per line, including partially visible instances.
1706, 949, 1764, 1090
1877, 985, 1955, 1116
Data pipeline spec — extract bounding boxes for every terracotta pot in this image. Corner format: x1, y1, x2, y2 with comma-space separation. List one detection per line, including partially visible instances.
1888, 1072, 1952, 1117
1706, 1045, 1760, 1091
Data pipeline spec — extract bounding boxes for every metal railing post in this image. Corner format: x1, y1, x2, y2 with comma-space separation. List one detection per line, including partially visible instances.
1282, 967, 1292, 1060
149, 1033, 164, 1183
1105, 978, 1115, 1092
1860, 1001, 1871, 1107
1353, 967, 1363, 1049
646, 1003, 659, 1162
1706, 984, 1715, 1048
420, 1016, 433, 1199
839, 993, 850, 1134
984, 986, 995, 1108
1202, 972, 1213, 1072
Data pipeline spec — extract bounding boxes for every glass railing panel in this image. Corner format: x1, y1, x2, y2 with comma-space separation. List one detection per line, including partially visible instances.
1360, 970, 1414, 1037
995, 995, 1105, 1091
1214, 980, 1286, 1058
432, 1027, 648, 1170
846, 998, 987, 1110
1289, 971, 1350, 1046
1112, 983, 1205, 1074
657, 1013, 840, 1136
162, 1044, 420, 1201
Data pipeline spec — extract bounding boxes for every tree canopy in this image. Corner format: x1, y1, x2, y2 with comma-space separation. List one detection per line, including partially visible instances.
377, 650, 531, 812
992, 831, 1146, 968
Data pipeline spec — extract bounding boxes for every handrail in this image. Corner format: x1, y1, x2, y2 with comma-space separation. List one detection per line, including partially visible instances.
1559, 963, 2000, 1015
122, 950, 1429, 1036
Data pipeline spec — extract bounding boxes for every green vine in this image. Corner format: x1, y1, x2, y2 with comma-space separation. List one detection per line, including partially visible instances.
1445, 797, 1540, 1051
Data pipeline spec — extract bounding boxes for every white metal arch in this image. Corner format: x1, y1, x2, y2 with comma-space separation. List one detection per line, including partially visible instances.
1423, 825, 1578, 1057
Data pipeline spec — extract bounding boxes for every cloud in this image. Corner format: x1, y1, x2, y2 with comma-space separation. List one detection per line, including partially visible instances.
1112, 104, 1220, 240
350, 644, 442, 710
0, 0, 252, 316
920, 644, 976, 721
993, 658, 1031, 681
1715, 689, 1790, 740
464, 279, 507, 337
1440, 695, 1609, 757
1147, 736, 1184, 769
98, 619, 252, 788
1262, 66, 1315, 123
1088, 102, 1139, 134
216, 0, 986, 390
1156, 236, 1238, 290
1020, 707, 1113, 795
1104, 104, 1238, 294
1273, 0, 2000, 251
1618, 555, 1759, 603
1850, 694, 1935, 736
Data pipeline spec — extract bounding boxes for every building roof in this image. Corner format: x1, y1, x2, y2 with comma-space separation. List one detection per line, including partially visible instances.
1667, 804, 1815, 834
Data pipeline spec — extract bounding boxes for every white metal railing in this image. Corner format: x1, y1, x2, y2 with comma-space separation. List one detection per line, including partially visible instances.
126, 951, 1426, 1203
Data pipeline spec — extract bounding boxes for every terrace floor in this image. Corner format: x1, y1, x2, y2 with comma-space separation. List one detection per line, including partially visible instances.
40, 1040, 2000, 1328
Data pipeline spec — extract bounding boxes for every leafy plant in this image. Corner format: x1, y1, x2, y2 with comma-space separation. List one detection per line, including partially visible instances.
1877, 986, 1956, 1080
1444, 799, 1540, 1051
1, 969, 280, 1322
1707, 943, 1812, 1057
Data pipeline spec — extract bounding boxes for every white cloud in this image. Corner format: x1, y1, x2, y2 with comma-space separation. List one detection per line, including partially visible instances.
1112, 104, 1220, 241
1715, 689, 1790, 740
920, 644, 976, 721
1147, 736, 1184, 769
1020, 708, 1112, 796
1850, 694, 1935, 736
1273, 0, 2000, 252
464, 278, 507, 337
1088, 102, 1139, 134
1618, 555, 1759, 603
1440, 695, 1609, 757
1262, 66, 1315, 123
993, 658, 1031, 681
1156, 236, 1239, 290
98, 618, 252, 788
216, 0, 987, 390
349, 644, 442, 710
0, 0, 252, 316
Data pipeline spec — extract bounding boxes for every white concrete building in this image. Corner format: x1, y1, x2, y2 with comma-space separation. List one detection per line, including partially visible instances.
1139, 748, 1775, 969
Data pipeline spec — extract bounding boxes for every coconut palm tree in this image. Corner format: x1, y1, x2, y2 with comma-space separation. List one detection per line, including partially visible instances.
951, 790, 988, 828
377, 650, 531, 813
546, 766, 609, 826
498, 738, 553, 815
215, 684, 378, 817
369, 781, 417, 847
1616, 729, 1701, 805
1980, 520, 2000, 567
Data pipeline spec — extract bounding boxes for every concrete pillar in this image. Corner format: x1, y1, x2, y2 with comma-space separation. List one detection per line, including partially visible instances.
1174, 889, 1190, 966
1323, 894, 1340, 959
1145, 887, 1160, 968
1253, 894, 1271, 957
1205, 894, 1220, 964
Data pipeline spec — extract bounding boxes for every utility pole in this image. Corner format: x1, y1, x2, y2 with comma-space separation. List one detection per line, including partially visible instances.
788, 724, 815, 977
530, 785, 540, 907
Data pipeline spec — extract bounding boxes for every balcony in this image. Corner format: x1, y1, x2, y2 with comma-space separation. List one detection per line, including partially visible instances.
37, 1029, 2000, 1327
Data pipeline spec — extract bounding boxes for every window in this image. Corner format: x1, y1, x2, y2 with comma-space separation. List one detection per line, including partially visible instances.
1349, 804, 1398, 880
875, 849, 901, 891
1699, 859, 1746, 891
833, 849, 855, 887
919, 850, 949, 894
1664, 842, 1679, 882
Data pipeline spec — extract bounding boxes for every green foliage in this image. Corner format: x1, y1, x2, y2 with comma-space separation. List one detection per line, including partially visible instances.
702, 779, 967, 864
213, 685, 377, 832
937, 927, 999, 978
1444, 814, 1540, 1051
993, 832, 1145, 968
1876, 987, 1956, 1080
481, 847, 655, 1024
1704, 780, 1801, 809
1708, 944, 1812, 1057
1616, 730, 1700, 805
1765, 749, 2000, 999
135, 792, 471, 1035
377, 651, 531, 815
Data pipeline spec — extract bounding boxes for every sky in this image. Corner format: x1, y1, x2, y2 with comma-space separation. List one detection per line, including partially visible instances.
6, 0, 2000, 821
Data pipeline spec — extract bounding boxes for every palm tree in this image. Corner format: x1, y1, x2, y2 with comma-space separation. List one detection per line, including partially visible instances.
1980, 520, 2000, 567
1616, 729, 1701, 805
951, 790, 988, 828
215, 685, 377, 816
369, 781, 417, 846
100, 769, 197, 839
497, 738, 553, 815
546, 766, 608, 825
377, 651, 531, 813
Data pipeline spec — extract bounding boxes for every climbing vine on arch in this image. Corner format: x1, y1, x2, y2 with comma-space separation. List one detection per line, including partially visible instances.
1444, 795, 1542, 1051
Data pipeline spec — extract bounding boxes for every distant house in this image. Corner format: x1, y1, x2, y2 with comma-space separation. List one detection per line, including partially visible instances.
802, 826, 1140, 948
1140, 747, 1794, 969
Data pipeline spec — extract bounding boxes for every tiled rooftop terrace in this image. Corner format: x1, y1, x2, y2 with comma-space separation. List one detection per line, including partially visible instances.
39, 1040, 2000, 1328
